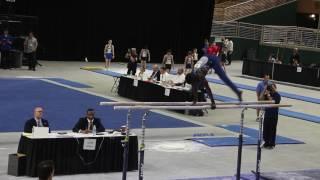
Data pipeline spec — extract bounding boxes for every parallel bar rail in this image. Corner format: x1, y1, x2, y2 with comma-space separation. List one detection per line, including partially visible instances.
113, 104, 292, 110
100, 101, 274, 106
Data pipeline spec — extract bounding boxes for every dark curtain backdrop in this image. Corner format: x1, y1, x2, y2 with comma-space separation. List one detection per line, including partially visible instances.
1, 0, 214, 62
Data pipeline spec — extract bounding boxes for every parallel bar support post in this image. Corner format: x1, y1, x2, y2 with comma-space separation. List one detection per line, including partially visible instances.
122, 109, 131, 180
255, 110, 265, 180
236, 108, 247, 180
138, 111, 149, 180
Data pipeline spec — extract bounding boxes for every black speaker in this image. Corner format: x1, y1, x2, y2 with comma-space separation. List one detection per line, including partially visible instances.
7, 153, 26, 176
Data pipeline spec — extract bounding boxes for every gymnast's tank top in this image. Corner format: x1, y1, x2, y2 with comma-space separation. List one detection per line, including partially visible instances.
186, 56, 193, 64
165, 55, 173, 64
141, 49, 148, 58
106, 44, 112, 53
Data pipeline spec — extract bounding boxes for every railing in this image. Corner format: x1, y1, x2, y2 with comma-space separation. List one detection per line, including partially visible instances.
262, 26, 320, 49
211, 21, 320, 50
216, 0, 296, 21
211, 21, 262, 40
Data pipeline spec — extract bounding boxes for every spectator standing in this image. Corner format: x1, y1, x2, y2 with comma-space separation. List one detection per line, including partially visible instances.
260, 83, 281, 149
226, 38, 233, 65
0, 30, 14, 69
192, 48, 198, 66
184, 51, 194, 74
24, 32, 38, 71
139, 45, 150, 70
162, 49, 174, 73
103, 40, 115, 69
256, 74, 271, 121
127, 48, 138, 75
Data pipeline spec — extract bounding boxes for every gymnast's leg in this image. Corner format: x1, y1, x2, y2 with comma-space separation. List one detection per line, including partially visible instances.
208, 55, 242, 101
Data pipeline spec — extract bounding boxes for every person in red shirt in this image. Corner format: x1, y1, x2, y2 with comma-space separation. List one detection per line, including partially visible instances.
207, 42, 220, 56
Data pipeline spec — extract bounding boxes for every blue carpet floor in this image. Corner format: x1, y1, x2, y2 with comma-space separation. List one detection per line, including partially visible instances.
44, 78, 93, 88
0, 78, 200, 132
82, 68, 320, 124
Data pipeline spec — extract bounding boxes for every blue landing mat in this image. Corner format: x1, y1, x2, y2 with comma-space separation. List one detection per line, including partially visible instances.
189, 124, 303, 147
44, 78, 92, 88
215, 124, 304, 144
206, 77, 320, 104
0, 78, 200, 132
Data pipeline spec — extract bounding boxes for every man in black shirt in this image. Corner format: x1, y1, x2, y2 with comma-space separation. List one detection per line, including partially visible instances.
185, 66, 216, 109
148, 64, 160, 81
260, 83, 281, 149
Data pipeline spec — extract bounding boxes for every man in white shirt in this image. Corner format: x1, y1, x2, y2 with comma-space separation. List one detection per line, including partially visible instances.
226, 38, 233, 65
159, 67, 169, 82
24, 32, 38, 71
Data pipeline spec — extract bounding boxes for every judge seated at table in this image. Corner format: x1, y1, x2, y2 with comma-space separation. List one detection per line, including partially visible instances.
168, 68, 185, 86
72, 108, 105, 134
24, 107, 50, 133
148, 64, 160, 81
159, 66, 169, 82
137, 66, 146, 80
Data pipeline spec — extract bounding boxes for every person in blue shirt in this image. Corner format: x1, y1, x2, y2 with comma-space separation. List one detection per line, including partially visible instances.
256, 74, 271, 121
0, 29, 14, 69
260, 83, 281, 149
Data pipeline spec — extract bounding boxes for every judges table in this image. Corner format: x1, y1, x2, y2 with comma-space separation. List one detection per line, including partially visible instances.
17, 132, 138, 177
242, 59, 320, 87
118, 76, 193, 102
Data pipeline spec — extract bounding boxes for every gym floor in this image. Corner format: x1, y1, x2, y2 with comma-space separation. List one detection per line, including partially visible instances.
0, 60, 319, 180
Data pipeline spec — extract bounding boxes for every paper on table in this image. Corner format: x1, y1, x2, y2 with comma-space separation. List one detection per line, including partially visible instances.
297, 67, 302, 72
164, 88, 170, 96
133, 79, 138, 87
83, 139, 96, 150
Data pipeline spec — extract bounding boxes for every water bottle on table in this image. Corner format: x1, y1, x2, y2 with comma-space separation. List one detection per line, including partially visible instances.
92, 125, 96, 135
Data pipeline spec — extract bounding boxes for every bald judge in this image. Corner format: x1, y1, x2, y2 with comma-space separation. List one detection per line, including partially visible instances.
24, 107, 50, 133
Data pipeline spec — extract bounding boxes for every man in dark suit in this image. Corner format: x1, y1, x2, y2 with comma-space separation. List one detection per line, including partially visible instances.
148, 64, 160, 81
24, 107, 50, 133
72, 108, 105, 133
